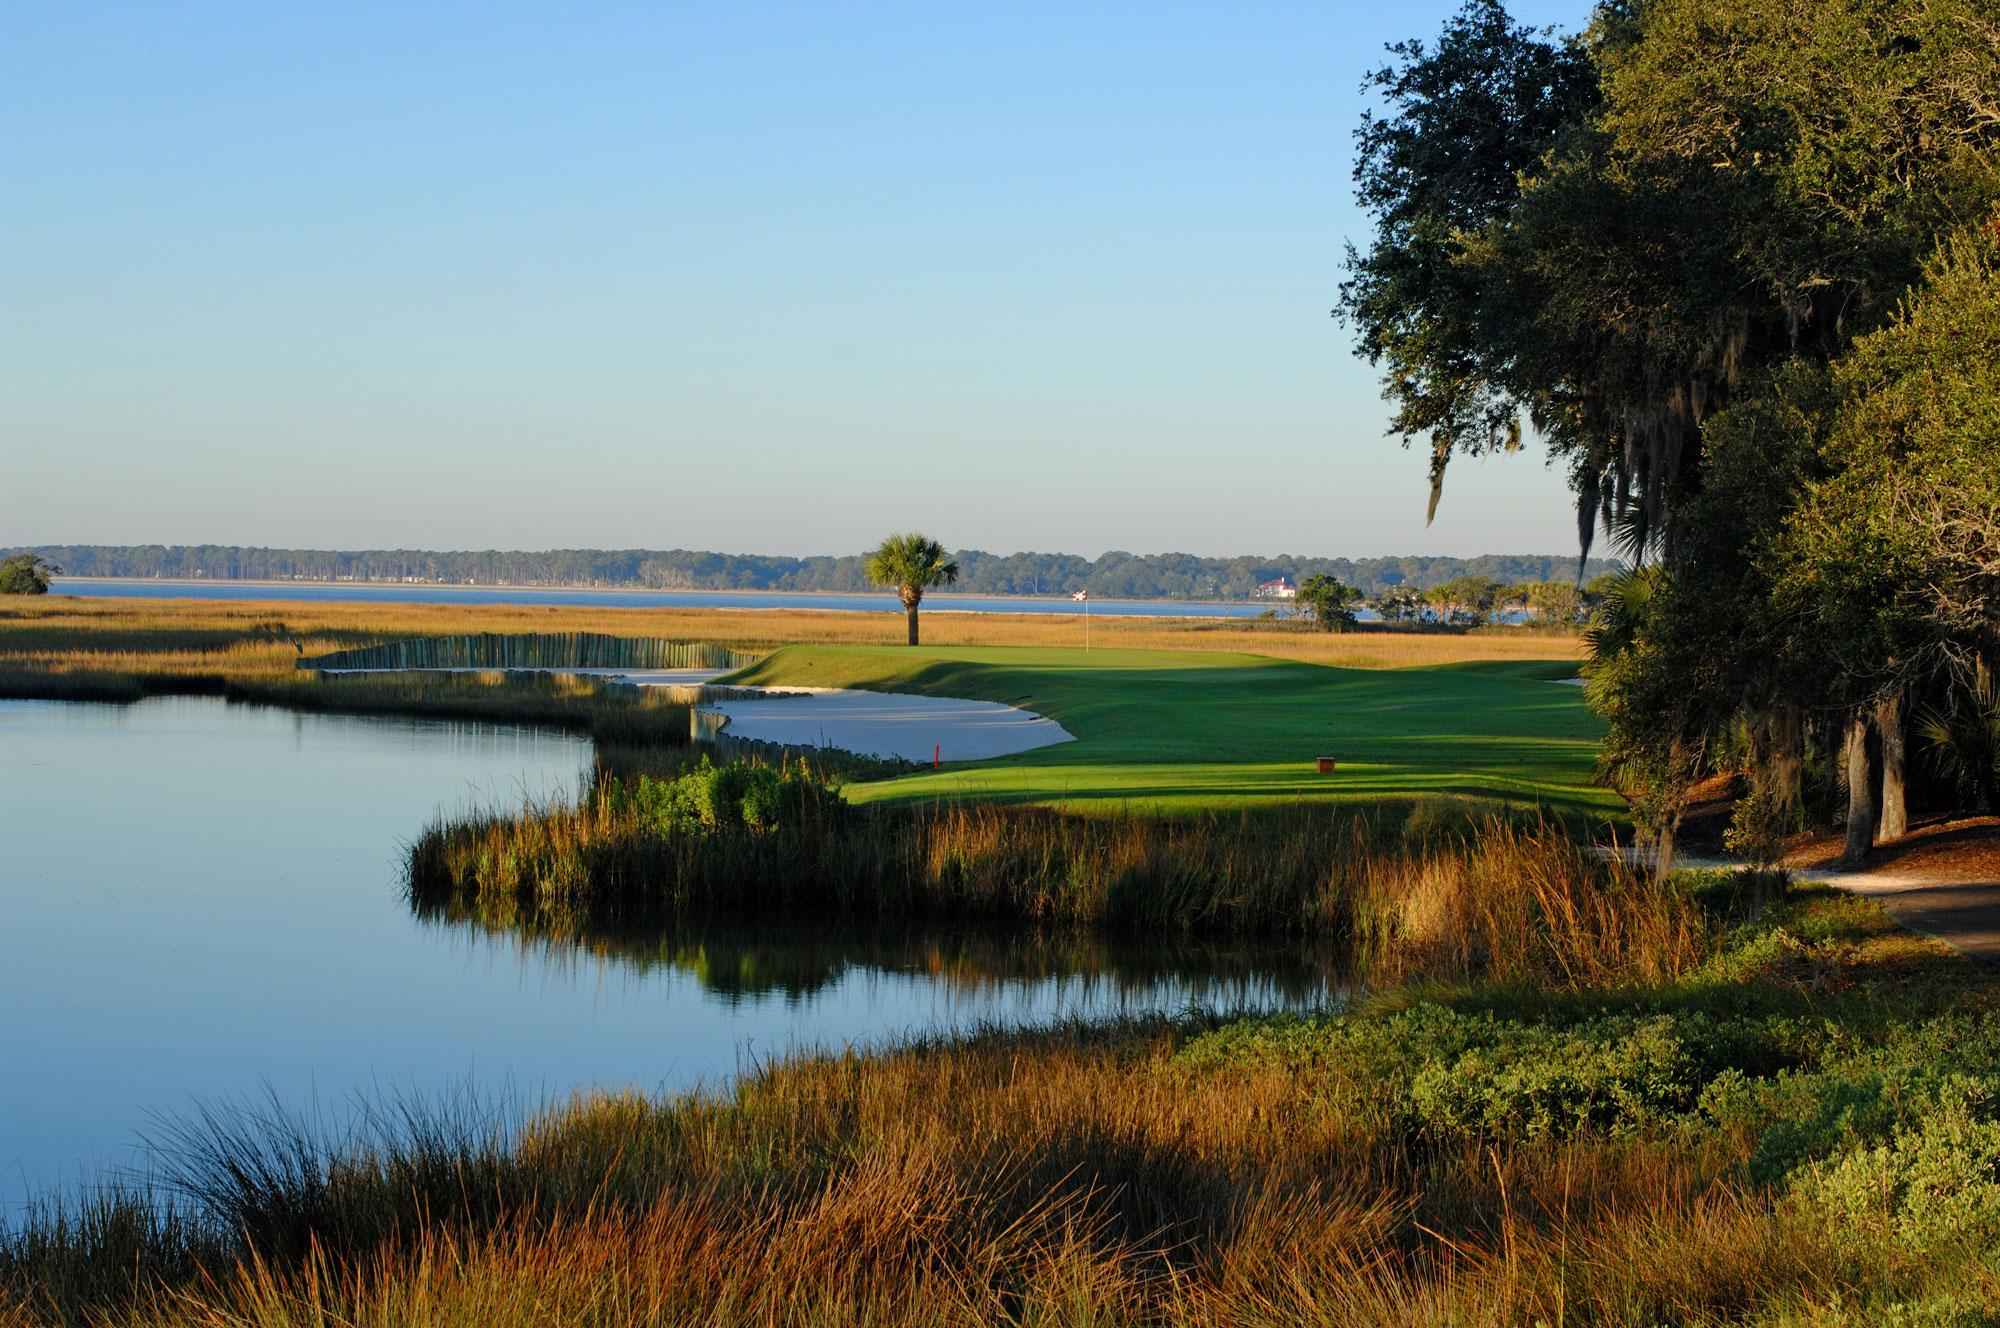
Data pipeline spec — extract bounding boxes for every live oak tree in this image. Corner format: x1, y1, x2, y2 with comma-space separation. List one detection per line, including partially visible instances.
1297, 575, 1364, 633
1338, 0, 1594, 526
0, 554, 58, 595
865, 534, 961, 647
1770, 221, 2000, 862
1345, 0, 2000, 870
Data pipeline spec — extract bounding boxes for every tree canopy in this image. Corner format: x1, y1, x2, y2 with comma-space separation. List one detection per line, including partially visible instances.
0, 554, 58, 595
1296, 575, 1364, 632
1346, 0, 2000, 867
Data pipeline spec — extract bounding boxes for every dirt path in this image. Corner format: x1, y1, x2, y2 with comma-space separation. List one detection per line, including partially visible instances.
1674, 816, 2000, 963
1783, 818, 2000, 963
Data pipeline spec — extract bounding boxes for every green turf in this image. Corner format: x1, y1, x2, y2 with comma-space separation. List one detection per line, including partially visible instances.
725, 644, 1617, 818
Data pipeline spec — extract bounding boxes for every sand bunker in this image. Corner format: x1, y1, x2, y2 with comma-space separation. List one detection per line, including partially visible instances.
697, 688, 1073, 764
315, 665, 1068, 764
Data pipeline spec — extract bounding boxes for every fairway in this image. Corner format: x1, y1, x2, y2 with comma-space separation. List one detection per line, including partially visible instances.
728, 644, 1615, 817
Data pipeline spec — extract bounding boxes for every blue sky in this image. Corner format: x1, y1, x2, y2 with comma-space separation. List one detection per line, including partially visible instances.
2, 1, 1589, 558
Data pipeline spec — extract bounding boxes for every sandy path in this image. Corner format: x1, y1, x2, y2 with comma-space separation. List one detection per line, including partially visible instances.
1789, 863, 2000, 962
699, 688, 1074, 764
1628, 846, 2000, 965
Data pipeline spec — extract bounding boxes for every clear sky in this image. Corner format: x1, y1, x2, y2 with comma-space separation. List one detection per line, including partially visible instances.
2, 0, 1590, 559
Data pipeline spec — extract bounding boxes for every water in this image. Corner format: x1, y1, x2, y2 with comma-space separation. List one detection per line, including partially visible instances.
53, 577, 1314, 619
0, 698, 1336, 1214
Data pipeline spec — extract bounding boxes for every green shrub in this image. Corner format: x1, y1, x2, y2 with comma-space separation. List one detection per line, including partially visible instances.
1807, 1096, 2000, 1253
1701, 1014, 2000, 1181
1176, 1003, 1803, 1141
605, 758, 841, 836
1407, 1014, 1704, 1138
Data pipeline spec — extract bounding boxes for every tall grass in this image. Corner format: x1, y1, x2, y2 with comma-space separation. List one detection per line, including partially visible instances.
411, 789, 1709, 984
299, 631, 757, 672
3, 995, 1968, 1326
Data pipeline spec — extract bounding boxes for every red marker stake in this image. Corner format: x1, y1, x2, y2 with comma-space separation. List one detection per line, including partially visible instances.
934, 744, 940, 769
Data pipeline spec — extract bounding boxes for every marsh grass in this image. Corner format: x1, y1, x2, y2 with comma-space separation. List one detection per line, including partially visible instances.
408, 790, 1702, 983
10, 600, 1980, 1325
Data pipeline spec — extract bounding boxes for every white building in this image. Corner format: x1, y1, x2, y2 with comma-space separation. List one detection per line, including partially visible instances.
1253, 576, 1297, 600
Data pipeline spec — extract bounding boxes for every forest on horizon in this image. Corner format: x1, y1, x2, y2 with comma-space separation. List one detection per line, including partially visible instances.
9, 544, 1617, 601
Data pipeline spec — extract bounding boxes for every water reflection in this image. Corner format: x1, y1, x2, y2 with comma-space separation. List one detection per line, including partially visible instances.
414, 905, 1346, 1009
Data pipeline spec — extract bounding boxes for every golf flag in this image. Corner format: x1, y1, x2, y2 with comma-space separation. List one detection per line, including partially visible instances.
1071, 590, 1088, 601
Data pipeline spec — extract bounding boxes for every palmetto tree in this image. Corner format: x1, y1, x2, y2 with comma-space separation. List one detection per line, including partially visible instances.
865, 533, 960, 646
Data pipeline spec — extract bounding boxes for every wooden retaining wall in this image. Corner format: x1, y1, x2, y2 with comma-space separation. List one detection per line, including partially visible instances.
299, 632, 759, 673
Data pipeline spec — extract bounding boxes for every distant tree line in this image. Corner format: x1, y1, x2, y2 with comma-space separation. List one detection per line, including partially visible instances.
11, 545, 1617, 602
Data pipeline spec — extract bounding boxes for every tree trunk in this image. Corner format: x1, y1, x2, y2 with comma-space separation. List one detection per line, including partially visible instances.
905, 602, 920, 646
1838, 710, 1879, 866
1650, 818, 1677, 880
1875, 690, 1908, 844
1738, 701, 1803, 866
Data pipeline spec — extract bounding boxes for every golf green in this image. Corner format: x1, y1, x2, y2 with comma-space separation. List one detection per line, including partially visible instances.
727, 644, 1616, 817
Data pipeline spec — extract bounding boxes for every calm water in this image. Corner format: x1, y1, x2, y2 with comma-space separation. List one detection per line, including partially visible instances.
0, 698, 1335, 1214
54, 578, 1300, 619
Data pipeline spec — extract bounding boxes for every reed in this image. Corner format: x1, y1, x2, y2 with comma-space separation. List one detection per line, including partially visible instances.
299, 631, 758, 672
409, 780, 1703, 984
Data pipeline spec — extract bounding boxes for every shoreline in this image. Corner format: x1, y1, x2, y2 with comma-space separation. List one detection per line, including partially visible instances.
50, 575, 1263, 610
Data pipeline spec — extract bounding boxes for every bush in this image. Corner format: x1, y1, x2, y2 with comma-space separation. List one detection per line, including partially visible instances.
1808, 1097, 2000, 1253
0, 553, 58, 594
609, 758, 843, 836
1176, 1004, 1802, 1142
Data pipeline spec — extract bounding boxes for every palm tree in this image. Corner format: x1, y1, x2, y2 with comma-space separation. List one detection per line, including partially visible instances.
865, 533, 960, 646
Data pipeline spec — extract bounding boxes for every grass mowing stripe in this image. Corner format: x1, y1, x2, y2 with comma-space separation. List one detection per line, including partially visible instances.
724, 644, 1615, 817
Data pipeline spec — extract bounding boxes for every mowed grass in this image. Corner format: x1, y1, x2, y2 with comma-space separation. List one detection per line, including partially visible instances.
727, 643, 1614, 817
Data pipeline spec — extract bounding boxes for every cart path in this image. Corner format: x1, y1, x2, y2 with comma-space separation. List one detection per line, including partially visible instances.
1661, 842, 2000, 964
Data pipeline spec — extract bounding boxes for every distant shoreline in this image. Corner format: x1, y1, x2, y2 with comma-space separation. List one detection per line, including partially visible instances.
50, 576, 1257, 609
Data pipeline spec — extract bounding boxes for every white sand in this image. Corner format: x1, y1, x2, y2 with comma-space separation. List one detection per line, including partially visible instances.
698, 688, 1074, 764
313, 665, 1070, 763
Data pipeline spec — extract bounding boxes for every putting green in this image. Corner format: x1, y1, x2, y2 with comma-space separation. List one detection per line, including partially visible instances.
726, 644, 1616, 818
